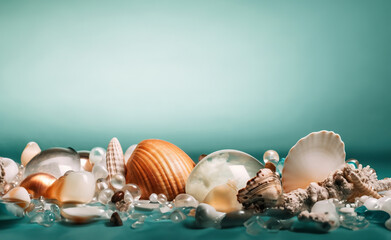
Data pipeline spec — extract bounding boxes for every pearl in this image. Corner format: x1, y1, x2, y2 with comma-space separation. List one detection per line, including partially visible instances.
263, 150, 279, 164
149, 193, 158, 203
89, 147, 106, 164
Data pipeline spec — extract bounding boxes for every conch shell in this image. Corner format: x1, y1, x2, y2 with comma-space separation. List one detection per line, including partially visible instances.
282, 131, 345, 193
125, 139, 195, 200
20, 173, 57, 198
106, 137, 125, 180
237, 168, 282, 211
203, 180, 242, 213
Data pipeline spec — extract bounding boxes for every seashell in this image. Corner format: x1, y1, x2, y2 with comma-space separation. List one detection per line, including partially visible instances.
61, 205, 105, 223
203, 180, 242, 213
46, 171, 95, 204
126, 139, 195, 201
24, 147, 81, 178
106, 137, 125, 181
124, 144, 137, 166
0, 157, 19, 183
347, 171, 381, 202
2, 187, 31, 209
237, 168, 282, 211
78, 151, 93, 172
186, 150, 263, 203
282, 131, 346, 193
21, 142, 41, 167
19, 173, 57, 198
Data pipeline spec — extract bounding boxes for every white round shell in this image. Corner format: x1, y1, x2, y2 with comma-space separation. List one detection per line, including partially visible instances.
282, 130, 346, 193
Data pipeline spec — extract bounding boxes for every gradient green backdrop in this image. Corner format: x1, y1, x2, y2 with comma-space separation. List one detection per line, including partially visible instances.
1, 0, 390, 164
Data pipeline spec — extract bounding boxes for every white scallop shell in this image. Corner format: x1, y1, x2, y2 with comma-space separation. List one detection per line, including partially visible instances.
2, 187, 31, 209
61, 206, 105, 223
282, 130, 346, 193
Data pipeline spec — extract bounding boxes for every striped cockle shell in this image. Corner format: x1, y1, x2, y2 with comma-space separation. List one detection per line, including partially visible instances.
106, 137, 125, 181
126, 139, 196, 201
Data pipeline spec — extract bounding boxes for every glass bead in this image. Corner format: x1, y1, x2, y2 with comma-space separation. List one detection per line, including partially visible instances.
110, 174, 126, 190
170, 209, 186, 223
173, 193, 199, 208
50, 204, 61, 221
346, 159, 359, 169
124, 190, 134, 204
244, 216, 266, 236
122, 184, 141, 201
157, 193, 167, 204
149, 193, 158, 203
92, 165, 108, 180
96, 178, 109, 191
364, 197, 380, 210
98, 189, 114, 204
89, 147, 106, 164
263, 150, 279, 164
131, 220, 144, 229
339, 208, 369, 230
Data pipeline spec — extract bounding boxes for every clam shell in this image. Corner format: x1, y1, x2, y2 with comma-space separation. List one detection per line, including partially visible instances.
2, 187, 31, 209
21, 142, 41, 167
282, 130, 346, 193
125, 139, 195, 201
106, 137, 125, 180
20, 173, 57, 198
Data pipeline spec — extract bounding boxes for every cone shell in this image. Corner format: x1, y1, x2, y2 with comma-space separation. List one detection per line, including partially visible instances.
20, 173, 57, 198
2, 187, 31, 209
126, 139, 195, 201
282, 130, 346, 193
106, 137, 125, 180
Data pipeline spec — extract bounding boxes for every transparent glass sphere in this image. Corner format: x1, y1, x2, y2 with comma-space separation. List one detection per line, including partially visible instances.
89, 147, 106, 164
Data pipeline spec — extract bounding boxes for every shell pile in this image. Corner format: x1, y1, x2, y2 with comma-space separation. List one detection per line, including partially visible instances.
126, 139, 195, 200
237, 168, 282, 212
282, 131, 346, 193
106, 137, 125, 181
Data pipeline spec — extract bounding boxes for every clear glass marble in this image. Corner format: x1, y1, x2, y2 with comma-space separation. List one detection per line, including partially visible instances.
170, 209, 186, 223
186, 150, 263, 202
157, 193, 167, 204
98, 189, 114, 204
149, 193, 158, 203
173, 193, 199, 208
110, 174, 126, 190
122, 184, 141, 201
92, 165, 108, 180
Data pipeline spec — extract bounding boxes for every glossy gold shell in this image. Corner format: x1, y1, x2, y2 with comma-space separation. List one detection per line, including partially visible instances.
125, 139, 195, 201
20, 172, 57, 199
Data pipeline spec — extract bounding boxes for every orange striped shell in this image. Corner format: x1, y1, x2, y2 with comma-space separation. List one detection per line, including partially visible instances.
125, 139, 195, 200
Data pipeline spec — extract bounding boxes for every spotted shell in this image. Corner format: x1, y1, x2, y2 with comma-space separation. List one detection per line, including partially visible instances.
282, 131, 346, 193
125, 139, 195, 201
106, 137, 125, 180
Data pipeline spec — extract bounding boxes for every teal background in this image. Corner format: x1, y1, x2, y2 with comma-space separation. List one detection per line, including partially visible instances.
1, 1, 391, 239
1, 0, 391, 163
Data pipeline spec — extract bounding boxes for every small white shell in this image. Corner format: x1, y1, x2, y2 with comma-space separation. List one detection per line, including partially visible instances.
2, 187, 31, 209
282, 131, 346, 192
0, 157, 19, 183
21, 142, 41, 167
106, 137, 125, 180
61, 206, 105, 223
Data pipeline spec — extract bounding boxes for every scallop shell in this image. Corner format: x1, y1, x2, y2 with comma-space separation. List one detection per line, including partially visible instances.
237, 168, 282, 211
20, 173, 57, 198
2, 187, 31, 209
21, 142, 41, 167
282, 131, 346, 193
106, 137, 125, 180
125, 139, 195, 201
